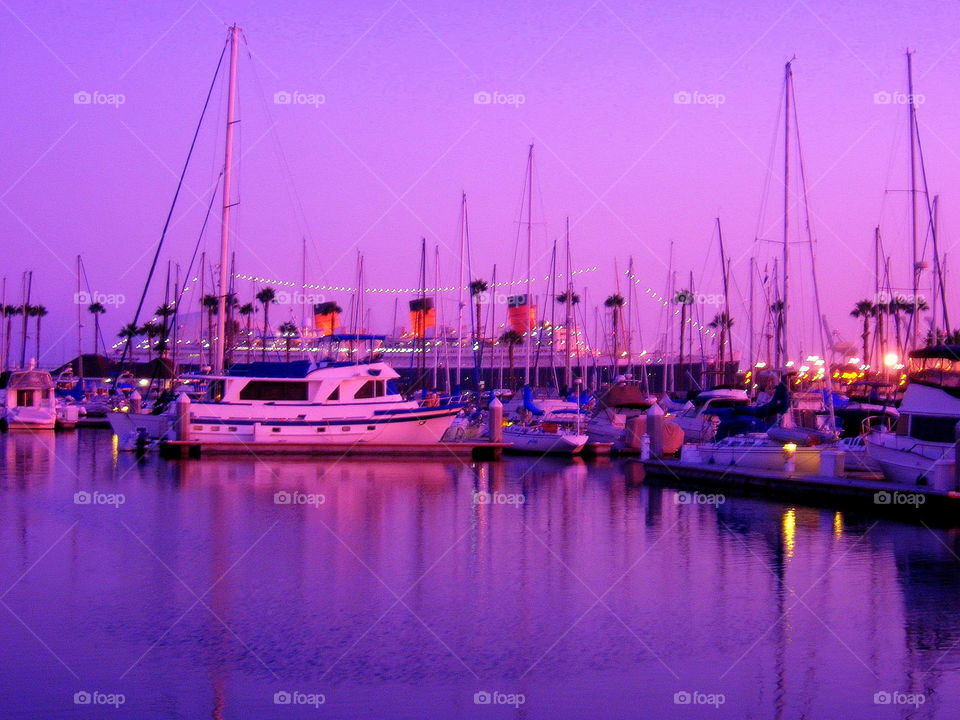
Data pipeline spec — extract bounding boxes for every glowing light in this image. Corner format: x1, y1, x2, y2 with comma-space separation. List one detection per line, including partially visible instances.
782, 443, 798, 454
848, 357, 861, 365
782, 508, 796, 558
785, 361, 795, 367
884, 352, 899, 368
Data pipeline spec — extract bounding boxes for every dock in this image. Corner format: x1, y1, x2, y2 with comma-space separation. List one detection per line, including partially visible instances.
638, 458, 960, 525
159, 439, 509, 461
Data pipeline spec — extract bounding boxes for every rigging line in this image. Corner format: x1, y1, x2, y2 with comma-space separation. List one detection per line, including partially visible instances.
242, 36, 320, 271
754, 77, 787, 243
112, 37, 229, 384
509, 148, 530, 283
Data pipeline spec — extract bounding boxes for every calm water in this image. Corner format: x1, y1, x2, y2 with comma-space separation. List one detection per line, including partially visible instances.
1, 430, 959, 718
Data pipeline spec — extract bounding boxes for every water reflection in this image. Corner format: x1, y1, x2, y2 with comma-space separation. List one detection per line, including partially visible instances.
0, 431, 959, 718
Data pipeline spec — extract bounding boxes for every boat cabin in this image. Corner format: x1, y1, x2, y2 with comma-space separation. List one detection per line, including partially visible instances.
199, 360, 403, 405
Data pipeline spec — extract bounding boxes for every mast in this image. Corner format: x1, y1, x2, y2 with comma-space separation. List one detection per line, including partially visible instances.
213, 24, 239, 375
564, 217, 573, 390
907, 49, 920, 352
524, 143, 534, 386
717, 217, 730, 378
781, 59, 793, 369
456, 192, 466, 388
76, 255, 83, 365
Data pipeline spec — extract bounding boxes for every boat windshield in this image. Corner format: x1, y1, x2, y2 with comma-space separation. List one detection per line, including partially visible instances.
909, 350, 960, 389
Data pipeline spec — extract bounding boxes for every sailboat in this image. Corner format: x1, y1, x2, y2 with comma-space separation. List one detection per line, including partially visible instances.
110, 27, 464, 449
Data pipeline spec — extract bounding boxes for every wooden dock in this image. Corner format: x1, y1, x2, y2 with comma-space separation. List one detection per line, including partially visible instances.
159, 439, 509, 461
638, 458, 960, 525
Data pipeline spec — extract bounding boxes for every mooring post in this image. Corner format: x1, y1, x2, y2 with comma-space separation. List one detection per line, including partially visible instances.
954, 421, 960, 491
488, 396, 503, 443
176, 393, 191, 443
647, 402, 664, 458
129, 390, 142, 414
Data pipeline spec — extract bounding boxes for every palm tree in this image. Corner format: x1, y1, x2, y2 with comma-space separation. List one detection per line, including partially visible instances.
238, 302, 255, 361
155, 304, 175, 358
708, 311, 735, 373
3, 305, 22, 370
672, 290, 693, 367
850, 299, 874, 366
556, 291, 580, 306
255, 287, 276, 360
88, 302, 106, 356
278, 321, 298, 361
201, 294, 219, 353
32, 304, 47, 364
117, 322, 140, 360
499, 329, 524, 389
604, 293, 626, 370
141, 321, 162, 362
469, 279, 488, 343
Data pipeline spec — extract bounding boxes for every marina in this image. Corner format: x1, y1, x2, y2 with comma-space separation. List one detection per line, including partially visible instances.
5, 0, 960, 716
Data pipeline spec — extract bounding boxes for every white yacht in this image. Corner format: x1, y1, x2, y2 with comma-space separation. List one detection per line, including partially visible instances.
1, 368, 57, 430
865, 345, 960, 488
173, 360, 463, 447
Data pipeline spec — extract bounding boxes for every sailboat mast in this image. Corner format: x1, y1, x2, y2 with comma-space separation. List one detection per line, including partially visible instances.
523, 143, 533, 385
525, 143, 534, 387
456, 192, 466, 388
213, 25, 239, 374
564, 217, 573, 389
907, 49, 920, 351
782, 60, 793, 369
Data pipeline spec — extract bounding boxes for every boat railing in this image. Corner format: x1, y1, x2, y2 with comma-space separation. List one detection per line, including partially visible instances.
861, 414, 893, 437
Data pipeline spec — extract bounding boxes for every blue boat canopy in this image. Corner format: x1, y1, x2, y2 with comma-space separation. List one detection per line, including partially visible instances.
227, 361, 315, 378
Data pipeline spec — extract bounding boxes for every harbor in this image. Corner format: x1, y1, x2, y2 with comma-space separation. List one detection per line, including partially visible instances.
4, 0, 960, 717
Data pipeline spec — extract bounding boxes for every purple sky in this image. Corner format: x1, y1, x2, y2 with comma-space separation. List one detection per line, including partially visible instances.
3, 0, 959, 364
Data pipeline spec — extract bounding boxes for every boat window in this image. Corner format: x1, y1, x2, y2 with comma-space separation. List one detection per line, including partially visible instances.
326, 386, 340, 401
909, 415, 959, 444
239, 381, 308, 401
16, 390, 35, 406
355, 380, 384, 399
207, 380, 225, 402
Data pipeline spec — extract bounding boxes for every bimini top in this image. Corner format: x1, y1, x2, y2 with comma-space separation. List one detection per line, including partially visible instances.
2, 370, 55, 390
228, 361, 315, 378
225, 359, 387, 379
909, 345, 960, 361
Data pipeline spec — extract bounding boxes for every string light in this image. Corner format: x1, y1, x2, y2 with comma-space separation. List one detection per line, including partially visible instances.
233, 266, 598, 294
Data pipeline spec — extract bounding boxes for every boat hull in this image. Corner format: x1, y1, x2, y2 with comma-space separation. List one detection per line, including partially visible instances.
503, 427, 588, 455
183, 405, 461, 447
865, 432, 955, 487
